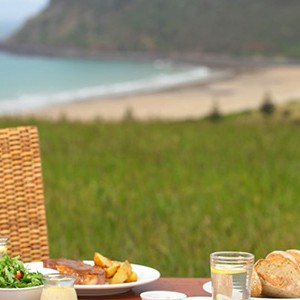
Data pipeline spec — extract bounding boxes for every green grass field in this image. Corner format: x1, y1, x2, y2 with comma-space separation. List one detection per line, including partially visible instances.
1, 104, 300, 278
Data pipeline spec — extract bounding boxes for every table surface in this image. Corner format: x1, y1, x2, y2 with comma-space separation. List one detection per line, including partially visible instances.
78, 277, 211, 300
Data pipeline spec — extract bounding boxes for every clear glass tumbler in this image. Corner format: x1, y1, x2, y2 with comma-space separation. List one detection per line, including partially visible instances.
0, 236, 8, 257
40, 274, 78, 300
210, 251, 254, 300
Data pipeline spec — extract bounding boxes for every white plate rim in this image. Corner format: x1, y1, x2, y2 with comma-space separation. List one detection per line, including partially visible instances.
203, 281, 300, 300
26, 260, 160, 296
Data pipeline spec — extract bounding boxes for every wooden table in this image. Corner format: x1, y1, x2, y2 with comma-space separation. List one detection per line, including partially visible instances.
79, 278, 211, 300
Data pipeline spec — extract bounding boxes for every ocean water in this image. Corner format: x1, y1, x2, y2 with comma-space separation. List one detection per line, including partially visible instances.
0, 50, 218, 115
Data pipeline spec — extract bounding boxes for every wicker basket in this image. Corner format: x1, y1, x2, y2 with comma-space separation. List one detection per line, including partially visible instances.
0, 126, 49, 262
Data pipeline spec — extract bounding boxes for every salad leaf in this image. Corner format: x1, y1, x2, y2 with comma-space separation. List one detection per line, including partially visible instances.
0, 254, 43, 288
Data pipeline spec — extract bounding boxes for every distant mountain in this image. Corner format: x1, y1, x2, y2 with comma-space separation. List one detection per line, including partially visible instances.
2, 0, 300, 59
0, 21, 21, 41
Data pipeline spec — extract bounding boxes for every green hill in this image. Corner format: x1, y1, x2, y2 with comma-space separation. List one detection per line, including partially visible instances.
3, 0, 300, 58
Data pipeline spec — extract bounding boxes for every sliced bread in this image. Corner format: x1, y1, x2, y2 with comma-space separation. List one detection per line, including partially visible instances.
254, 251, 300, 298
251, 268, 262, 297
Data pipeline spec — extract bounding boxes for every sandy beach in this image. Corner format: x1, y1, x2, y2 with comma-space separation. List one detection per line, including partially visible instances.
23, 64, 300, 122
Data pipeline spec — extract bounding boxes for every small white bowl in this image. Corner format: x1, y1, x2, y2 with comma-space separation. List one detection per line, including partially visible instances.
185, 297, 211, 300
141, 290, 187, 300
0, 285, 43, 300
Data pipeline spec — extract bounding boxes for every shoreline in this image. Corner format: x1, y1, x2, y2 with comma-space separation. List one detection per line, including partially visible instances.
16, 63, 300, 122
2, 44, 300, 69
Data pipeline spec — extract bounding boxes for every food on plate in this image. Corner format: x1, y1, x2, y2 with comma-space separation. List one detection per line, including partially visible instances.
0, 254, 43, 288
42, 251, 138, 285
253, 249, 300, 298
251, 268, 262, 297
93, 252, 113, 268
43, 258, 106, 285
93, 251, 138, 284
286, 249, 300, 264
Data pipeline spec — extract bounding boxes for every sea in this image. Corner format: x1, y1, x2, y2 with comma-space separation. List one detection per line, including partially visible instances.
0, 22, 222, 115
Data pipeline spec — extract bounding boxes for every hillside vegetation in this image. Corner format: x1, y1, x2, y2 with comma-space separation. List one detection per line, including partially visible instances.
1, 102, 300, 277
3, 0, 300, 58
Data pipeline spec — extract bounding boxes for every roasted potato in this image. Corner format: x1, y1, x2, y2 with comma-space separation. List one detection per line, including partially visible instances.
125, 271, 138, 282
105, 263, 120, 278
109, 262, 131, 284
94, 252, 113, 268
94, 252, 138, 284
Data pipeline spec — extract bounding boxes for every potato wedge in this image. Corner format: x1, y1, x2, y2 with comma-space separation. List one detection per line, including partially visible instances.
93, 251, 138, 283
105, 264, 120, 278
109, 262, 130, 284
124, 260, 132, 274
94, 252, 113, 268
125, 271, 138, 282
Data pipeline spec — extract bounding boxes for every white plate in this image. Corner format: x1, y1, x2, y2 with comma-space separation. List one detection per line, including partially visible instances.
140, 290, 187, 300
202, 281, 212, 294
25, 262, 59, 276
203, 281, 300, 300
26, 260, 160, 296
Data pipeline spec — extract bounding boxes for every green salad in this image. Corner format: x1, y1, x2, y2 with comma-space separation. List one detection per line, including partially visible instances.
0, 254, 43, 288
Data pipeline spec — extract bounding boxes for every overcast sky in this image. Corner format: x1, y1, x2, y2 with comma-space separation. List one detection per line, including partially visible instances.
0, 0, 49, 22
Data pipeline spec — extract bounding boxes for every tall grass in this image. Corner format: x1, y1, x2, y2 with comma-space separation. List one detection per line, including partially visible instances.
1, 113, 300, 278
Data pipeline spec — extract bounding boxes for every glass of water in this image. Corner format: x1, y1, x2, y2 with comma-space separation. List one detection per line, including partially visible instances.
210, 251, 254, 300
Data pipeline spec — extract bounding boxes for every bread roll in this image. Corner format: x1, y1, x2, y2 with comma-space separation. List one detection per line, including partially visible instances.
255, 251, 300, 298
251, 268, 262, 297
287, 249, 300, 265
266, 250, 298, 264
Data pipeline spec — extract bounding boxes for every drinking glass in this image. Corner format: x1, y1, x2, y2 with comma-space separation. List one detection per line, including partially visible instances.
40, 274, 78, 300
0, 236, 8, 257
210, 251, 254, 300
